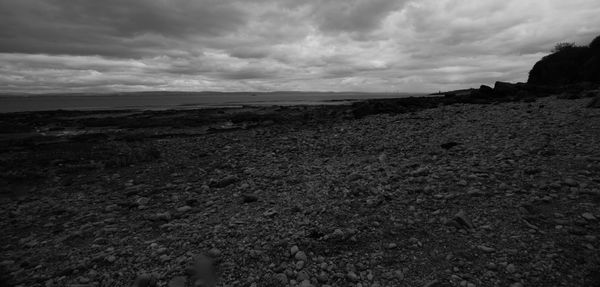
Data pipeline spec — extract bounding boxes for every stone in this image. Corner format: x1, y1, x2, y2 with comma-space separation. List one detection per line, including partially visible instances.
394, 270, 404, 280
331, 229, 344, 239
177, 206, 192, 213
440, 142, 461, 150
346, 271, 359, 282
295, 251, 307, 262
480, 85, 494, 95
477, 245, 496, 253
136, 197, 150, 206
494, 81, 519, 95
582, 213, 597, 221
506, 264, 517, 273
299, 280, 314, 287
296, 271, 310, 281
207, 248, 221, 258
154, 212, 172, 221
210, 175, 239, 188
452, 210, 474, 230
290, 245, 299, 256
241, 193, 259, 203
317, 272, 329, 283
160, 255, 171, 262
273, 273, 288, 284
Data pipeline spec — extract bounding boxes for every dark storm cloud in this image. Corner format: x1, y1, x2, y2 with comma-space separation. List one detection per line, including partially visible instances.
0, 0, 599, 93
0, 0, 247, 57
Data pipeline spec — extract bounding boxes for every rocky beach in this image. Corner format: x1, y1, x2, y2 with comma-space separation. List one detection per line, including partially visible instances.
3, 1, 600, 286
1, 86, 600, 287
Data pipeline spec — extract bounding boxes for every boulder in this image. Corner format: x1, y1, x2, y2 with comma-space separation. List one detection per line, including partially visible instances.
479, 85, 494, 95
493, 81, 519, 96
528, 35, 600, 85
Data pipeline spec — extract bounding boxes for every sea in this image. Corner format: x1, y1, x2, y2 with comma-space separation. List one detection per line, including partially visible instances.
0, 91, 424, 113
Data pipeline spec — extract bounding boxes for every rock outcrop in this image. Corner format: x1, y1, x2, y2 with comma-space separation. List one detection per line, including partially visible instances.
528, 35, 600, 85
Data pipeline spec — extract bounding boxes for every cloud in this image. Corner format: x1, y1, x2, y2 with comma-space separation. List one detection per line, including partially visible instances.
0, 0, 247, 57
0, 0, 599, 93
310, 0, 407, 35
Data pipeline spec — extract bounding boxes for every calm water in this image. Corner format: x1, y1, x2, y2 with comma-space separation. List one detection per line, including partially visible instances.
0, 92, 423, 113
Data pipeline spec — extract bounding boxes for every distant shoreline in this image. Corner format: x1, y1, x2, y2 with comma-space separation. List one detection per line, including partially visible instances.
0, 91, 425, 113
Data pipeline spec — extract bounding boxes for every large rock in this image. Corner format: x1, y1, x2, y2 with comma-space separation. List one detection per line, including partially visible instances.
493, 81, 523, 97
479, 85, 494, 95
528, 35, 600, 85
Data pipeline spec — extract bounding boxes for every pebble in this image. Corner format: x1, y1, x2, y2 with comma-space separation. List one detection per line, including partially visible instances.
136, 197, 150, 206
155, 212, 172, 221
506, 264, 517, 273
317, 272, 329, 283
346, 271, 359, 282
290, 245, 299, 256
295, 251, 308, 262
241, 193, 259, 203
296, 271, 310, 281
477, 245, 495, 253
273, 273, 288, 284
563, 178, 578, 186
299, 280, 314, 287
0, 260, 15, 267
582, 212, 597, 221
176, 205, 192, 213
207, 248, 221, 258
453, 210, 474, 229
159, 255, 171, 262
331, 229, 344, 238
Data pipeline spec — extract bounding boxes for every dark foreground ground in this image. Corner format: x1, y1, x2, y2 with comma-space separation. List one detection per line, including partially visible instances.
1, 93, 600, 287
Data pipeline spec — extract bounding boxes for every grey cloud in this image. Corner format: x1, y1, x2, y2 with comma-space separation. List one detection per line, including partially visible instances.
311, 0, 406, 35
217, 66, 281, 80
0, 0, 247, 57
227, 47, 271, 59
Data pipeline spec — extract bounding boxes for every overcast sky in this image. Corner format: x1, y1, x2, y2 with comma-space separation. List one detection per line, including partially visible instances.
0, 0, 599, 93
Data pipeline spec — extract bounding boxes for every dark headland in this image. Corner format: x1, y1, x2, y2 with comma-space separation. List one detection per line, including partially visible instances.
1, 36, 600, 287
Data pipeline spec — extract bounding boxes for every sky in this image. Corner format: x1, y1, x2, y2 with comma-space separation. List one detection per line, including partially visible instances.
0, 0, 599, 93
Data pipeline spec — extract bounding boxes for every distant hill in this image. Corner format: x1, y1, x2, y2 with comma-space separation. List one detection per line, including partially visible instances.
528, 35, 600, 85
